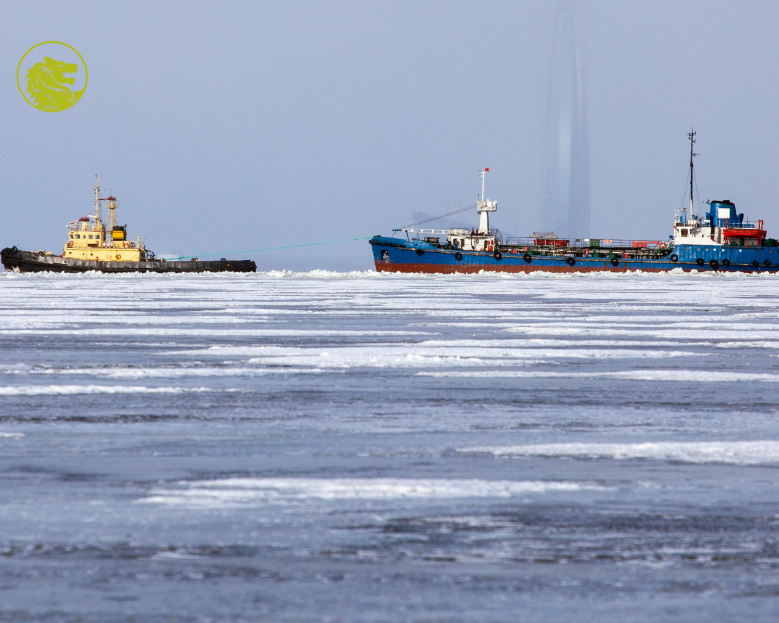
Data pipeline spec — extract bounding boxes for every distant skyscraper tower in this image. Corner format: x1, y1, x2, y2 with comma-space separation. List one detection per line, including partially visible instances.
543, 0, 590, 238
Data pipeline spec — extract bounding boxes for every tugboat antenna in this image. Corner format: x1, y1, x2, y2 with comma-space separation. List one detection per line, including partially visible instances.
94, 174, 100, 225
688, 129, 697, 221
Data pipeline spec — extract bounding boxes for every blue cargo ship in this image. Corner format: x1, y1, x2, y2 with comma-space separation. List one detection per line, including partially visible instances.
370, 134, 779, 274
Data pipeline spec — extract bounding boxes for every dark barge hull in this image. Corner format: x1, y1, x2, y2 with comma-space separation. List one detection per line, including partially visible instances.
1, 247, 256, 274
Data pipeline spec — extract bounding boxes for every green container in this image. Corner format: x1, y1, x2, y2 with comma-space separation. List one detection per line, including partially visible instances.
589, 239, 601, 248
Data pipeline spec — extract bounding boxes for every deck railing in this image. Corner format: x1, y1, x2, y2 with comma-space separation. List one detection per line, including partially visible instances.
503, 237, 667, 250
398, 229, 670, 252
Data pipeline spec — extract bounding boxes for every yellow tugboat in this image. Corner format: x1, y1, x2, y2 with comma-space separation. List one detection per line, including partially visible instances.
2, 177, 256, 273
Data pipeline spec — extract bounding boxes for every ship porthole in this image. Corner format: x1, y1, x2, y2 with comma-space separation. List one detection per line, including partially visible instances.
455, 253, 463, 261
722, 258, 731, 267
523, 253, 532, 263
696, 258, 704, 266
566, 257, 575, 266
670, 254, 678, 262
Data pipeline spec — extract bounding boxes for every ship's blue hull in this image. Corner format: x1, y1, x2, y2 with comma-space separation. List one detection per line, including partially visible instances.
370, 237, 779, 273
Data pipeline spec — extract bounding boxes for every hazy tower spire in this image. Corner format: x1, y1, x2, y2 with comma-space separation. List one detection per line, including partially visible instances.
543, 0, 590, 238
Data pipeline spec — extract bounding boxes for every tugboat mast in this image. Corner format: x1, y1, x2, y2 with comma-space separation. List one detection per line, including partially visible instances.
94, 175, 101, 225
688, 129, 697, 223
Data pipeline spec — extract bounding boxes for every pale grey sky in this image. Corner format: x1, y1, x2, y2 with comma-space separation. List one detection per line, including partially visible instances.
3, 1, 779, 269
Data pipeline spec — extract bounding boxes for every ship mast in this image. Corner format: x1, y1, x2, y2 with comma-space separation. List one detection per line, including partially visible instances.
94, 175, 100, 226
476, 168, 496, 234
688, 129, 697, 223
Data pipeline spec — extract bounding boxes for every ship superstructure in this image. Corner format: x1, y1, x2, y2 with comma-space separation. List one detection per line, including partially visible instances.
63, 177, 150, 262
446, 168, 499, 253
671, 132, 766, 249
370, 135, 779, 273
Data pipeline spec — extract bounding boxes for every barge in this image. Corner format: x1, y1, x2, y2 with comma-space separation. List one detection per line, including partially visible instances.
370, 134, 779, 274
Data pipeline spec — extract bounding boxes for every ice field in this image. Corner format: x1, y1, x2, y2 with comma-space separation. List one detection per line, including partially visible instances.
1, 270, 779, 622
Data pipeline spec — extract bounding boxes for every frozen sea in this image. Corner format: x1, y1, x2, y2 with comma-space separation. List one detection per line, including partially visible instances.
1, 269, 779, 622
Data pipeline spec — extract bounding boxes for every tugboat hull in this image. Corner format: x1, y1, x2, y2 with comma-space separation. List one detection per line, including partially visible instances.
1, 247, 256, 274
